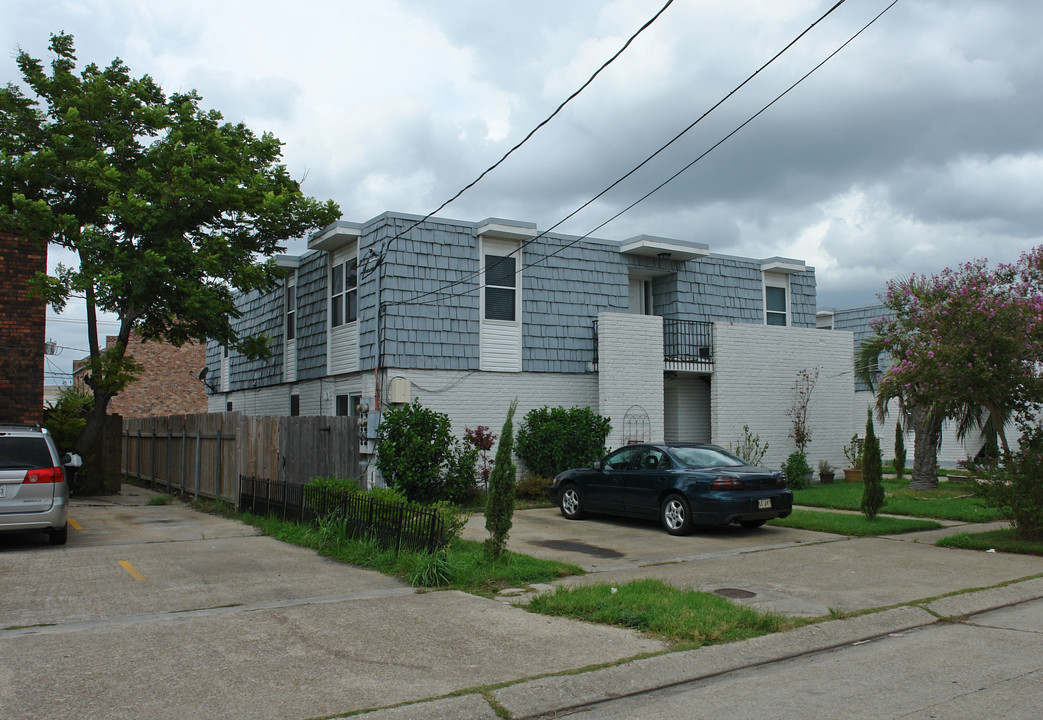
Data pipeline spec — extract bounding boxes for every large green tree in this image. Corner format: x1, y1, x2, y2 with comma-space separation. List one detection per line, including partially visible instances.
859, 249, 1043, 489
0, 33, 339, 466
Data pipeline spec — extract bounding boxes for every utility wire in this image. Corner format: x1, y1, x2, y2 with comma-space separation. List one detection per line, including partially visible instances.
396, 0, 897, 310
357, 0, 677, 279
389, 0, 853, 309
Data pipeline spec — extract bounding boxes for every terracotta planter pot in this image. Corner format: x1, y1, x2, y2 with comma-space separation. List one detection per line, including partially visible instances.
844, 469, 863, 483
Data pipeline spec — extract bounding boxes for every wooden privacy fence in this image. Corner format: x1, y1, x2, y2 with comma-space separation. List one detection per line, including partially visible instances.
122, 412, 361, 504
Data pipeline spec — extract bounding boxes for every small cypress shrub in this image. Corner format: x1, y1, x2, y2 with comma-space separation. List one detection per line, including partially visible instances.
484, 399, 518, 560
894, 420, 906, 479
862, 407, 885, 521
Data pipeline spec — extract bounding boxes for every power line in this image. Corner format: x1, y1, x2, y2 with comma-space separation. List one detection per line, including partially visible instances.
46, 315, 122, 325
396, 0, 898, 310
357, 0, 677, 279
389, 0, 854, 309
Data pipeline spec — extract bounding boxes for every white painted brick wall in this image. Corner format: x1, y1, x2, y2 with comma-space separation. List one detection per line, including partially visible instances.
597, 313, 665, 448
711, 323, 854, 473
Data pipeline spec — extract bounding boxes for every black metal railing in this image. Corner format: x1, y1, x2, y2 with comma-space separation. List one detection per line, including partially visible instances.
592, 318, 713, 368
664, 318, 713, 366
239, 476, 448, 555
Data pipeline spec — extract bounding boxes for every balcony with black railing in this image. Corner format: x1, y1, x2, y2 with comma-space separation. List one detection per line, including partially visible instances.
592, 317, 713, 371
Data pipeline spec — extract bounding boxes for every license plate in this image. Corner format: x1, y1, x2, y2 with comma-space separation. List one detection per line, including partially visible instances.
758, 498, 771, 509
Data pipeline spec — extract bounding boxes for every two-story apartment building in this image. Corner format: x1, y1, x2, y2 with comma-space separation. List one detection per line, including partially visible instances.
207, 212, 857, 476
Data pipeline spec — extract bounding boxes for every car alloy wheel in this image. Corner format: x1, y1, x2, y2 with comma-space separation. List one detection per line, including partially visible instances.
560, 485, 585, 520
660, 493, 692, 535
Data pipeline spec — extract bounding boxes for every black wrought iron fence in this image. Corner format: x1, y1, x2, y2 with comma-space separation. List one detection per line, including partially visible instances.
239, 476, 448, 555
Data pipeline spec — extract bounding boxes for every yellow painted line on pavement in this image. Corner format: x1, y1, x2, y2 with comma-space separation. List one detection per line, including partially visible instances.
118, 561, 146, 581
67, 518, 82, 531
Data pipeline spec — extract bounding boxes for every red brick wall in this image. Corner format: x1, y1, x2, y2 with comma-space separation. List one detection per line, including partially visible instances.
0, 232, 46, 424
106, 333, 208, 418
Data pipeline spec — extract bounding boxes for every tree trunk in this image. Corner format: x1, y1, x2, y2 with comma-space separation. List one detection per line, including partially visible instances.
910, 406, 941, 490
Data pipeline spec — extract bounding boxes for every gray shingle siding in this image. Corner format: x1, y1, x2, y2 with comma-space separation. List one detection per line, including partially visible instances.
296, 251, 328, 379
212, 212, 823, 389
363, 214, 480, 371
832, 303, 892, 391
227, 287, 283, 390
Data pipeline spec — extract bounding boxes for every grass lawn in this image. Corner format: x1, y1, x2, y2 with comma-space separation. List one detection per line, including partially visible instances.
527, 579, 808, 647
794, 477, 1001, 522
769, 508, 943, 536
238, 511, 583, 595
937, 528, 1043, 556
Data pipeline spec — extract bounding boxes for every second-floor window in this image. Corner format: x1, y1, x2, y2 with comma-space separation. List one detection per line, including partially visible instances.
484, 254, 516, 321
331, 258, 358, 327
286, 283, 296, 340
764, 273, 788, 326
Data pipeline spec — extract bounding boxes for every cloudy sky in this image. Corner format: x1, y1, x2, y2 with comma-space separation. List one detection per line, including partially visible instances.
3, 0, 1041, 383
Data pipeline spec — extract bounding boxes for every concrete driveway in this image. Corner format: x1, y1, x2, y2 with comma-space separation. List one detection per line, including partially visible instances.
464, 507, 1041, 616
0, 487, 661, 720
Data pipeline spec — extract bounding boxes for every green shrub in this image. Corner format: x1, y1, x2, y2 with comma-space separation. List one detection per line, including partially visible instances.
303, 475, 362, 516
515, 405, 611, 478
42, 386, 93, 454
375, 399, 476, 504
516, 473, 552, 500
893, 421, 906, 479
485, 400, 518, 560
862, 408, 885, 521
977, 420, 1043, 541
782, 452, 811, 491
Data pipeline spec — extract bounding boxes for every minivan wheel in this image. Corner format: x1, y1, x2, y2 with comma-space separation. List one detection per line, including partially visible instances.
660, 493, 693, 536
48, 523, 68, 546
559, 485, 586, 520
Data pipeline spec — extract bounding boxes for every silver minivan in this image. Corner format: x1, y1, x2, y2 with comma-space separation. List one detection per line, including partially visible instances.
0, 425, 81, 545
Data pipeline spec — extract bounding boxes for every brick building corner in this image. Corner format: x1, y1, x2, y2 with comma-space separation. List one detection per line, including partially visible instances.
75, 333, 208, 417
0, 232, 47, 424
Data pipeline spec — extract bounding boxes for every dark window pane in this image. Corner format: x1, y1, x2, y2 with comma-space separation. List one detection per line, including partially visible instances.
331, 264, 343, 296
331, 295, 343, 327
485, 254, 516, 288
346, 289, 358, 323
766, 286, 786, 312
767, 312, 787, 326
346, 258, 358, 290
335, 395, 349, 416
485, 287, 515, 321
290, 395, 300, 417
0, 437, 53, 468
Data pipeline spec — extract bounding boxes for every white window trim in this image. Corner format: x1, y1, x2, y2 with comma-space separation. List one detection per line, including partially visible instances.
479, 237, 523, 372
480, 238, 522, 326
764, 272, 790, 327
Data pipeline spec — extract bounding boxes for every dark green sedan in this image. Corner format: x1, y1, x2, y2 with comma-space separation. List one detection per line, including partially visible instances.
547, 443, 793, 535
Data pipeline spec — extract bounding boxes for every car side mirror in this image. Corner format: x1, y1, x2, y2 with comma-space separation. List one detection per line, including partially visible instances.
592, 461, 603, 471
61, 453, 83, 469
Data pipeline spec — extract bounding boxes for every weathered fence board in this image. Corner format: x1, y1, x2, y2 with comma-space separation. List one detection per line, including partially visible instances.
122, 412, 361, 504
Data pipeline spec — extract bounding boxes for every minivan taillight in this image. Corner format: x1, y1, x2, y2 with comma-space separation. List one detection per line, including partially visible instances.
24, 467, 62, 484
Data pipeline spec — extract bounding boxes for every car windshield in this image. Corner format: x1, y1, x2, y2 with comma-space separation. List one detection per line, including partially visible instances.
671, 446, 748, 469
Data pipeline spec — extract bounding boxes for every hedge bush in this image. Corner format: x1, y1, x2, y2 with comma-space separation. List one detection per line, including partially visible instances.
515, 406, 611, 478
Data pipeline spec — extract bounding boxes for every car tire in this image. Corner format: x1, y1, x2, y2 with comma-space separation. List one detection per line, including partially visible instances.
660, 493, 693, 536
49, 523, 68, 546
739, 519, 767, 529
559, 484, 586, 520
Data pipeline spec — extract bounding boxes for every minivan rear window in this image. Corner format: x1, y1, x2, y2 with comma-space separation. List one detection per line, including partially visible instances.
0, 437, 54, 469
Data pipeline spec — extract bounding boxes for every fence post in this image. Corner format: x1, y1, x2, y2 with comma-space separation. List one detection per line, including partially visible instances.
166, 429, 172, 493
395, 504, 404, 556
150, 429, 157, 489
137, 429, 142, 481
216, 428, 223, 501
194, 430, 201, 500
180, 427, 187, 495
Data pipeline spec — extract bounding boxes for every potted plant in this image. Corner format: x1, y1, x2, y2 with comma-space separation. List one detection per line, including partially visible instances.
843, 434, 864, 482
818, 459, 835, 484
